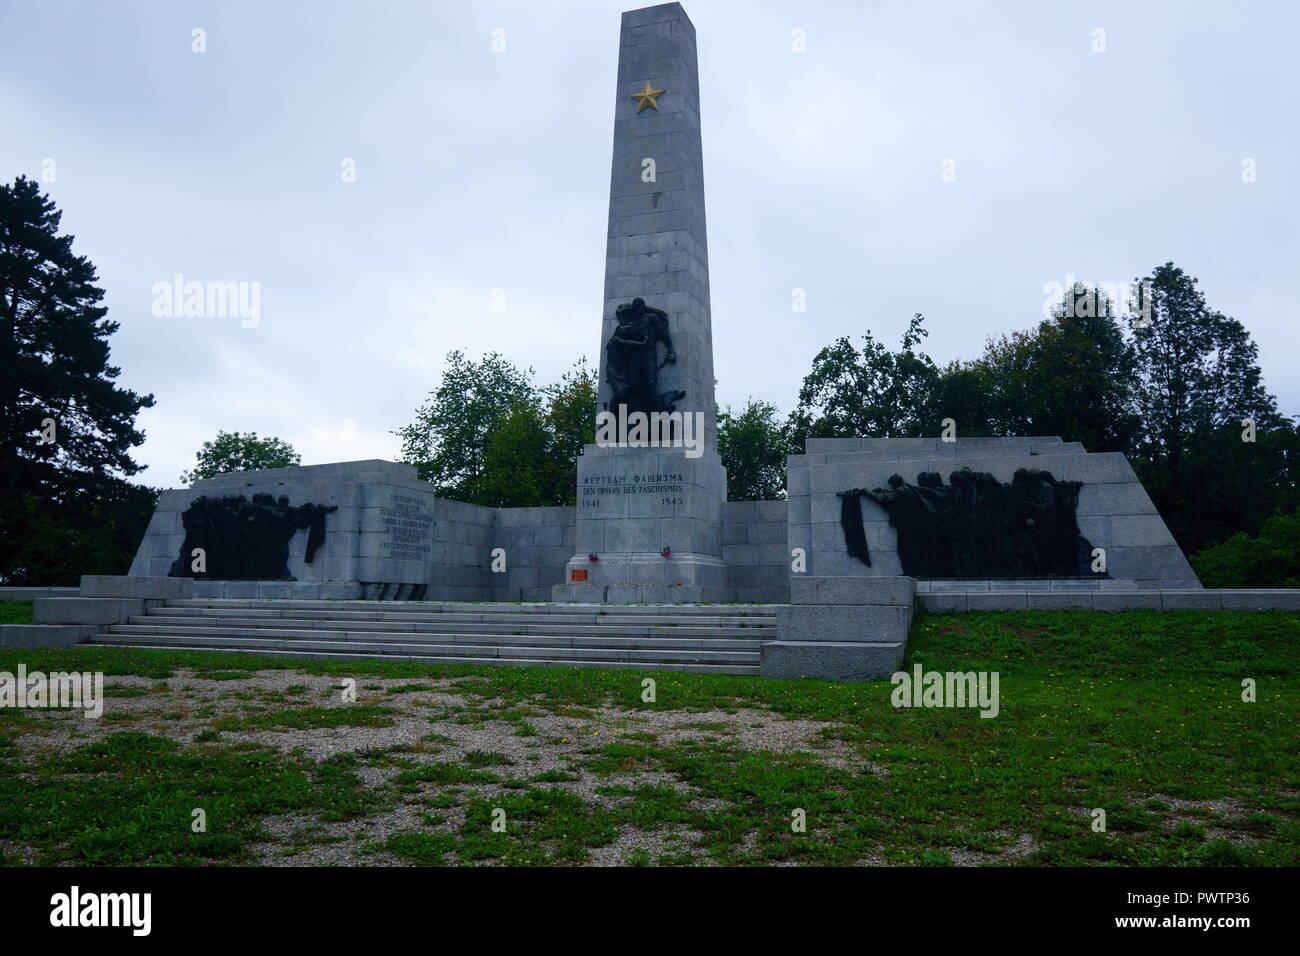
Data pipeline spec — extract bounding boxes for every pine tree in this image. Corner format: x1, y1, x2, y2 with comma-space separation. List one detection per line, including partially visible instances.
0, 176, 156, 583
1128, 263, 1293, 552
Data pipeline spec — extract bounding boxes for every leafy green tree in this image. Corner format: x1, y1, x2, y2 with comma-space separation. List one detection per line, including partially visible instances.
396, 353, 596, 507
940, 284, 1139, 452
180, 430, 301, 484
540, 358, 598, 506
929, 358, 1001, 439
789, 313, 940, 446
1191, 506, 1300, 588
1032, 287, 1139, 452
395, 350, 535, 502
718, 398, 789, 501
0, 176, 156, 583
480, 398, 550, 507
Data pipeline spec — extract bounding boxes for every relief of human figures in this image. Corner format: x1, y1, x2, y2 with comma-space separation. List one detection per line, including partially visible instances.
843, 467, 1098, 578
604, 297, 687, 417
169, 493, 337, 580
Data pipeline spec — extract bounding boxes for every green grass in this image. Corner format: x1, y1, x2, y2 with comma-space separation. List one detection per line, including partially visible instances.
0, 601, 33, 625
0, 731, 376, 865
1, 608, 1296, 865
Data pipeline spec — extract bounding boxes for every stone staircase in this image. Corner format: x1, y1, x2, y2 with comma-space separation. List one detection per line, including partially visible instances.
89, 599, 777, 675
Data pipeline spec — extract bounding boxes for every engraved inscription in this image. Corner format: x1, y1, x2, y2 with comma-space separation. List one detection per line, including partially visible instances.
580, 473, 687, 508
379, 493, 433, 561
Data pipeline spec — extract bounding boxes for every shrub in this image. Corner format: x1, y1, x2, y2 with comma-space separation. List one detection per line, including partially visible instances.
1190, 507, 1300, 588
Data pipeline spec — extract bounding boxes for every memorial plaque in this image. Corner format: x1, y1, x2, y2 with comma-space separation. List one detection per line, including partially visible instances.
378, 492, 434, 562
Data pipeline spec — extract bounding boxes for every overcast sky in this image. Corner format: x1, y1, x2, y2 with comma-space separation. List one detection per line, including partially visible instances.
3, 0, 1296, 487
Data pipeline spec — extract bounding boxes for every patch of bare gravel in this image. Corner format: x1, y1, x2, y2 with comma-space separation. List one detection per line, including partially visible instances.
8, 665, 882, 866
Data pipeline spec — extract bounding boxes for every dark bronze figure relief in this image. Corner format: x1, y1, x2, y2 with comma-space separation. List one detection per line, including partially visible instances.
839, 467, 1101, 578
168, 493, 338, 580
604, 297, 687, 416
838, 489, 874, 567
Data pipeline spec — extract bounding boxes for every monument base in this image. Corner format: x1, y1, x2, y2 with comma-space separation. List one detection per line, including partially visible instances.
552, 442, 727, 602
554, 553, 729, 603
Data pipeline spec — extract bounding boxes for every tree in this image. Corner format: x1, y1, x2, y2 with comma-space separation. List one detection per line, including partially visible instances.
180, 430, 301, 484
1191, 506, 1300, 589
789, 313, 940, 445
479, 398, 550, 507
718, 398, 789, 501
939, 283, 1139, 452
0, 176, 156, 583
1127, 263, 1291, 552
395, 350, 535, 502
1028, 287, 1139, 453
539, 358, 598, 506
929, 358, 1001, 439
6, 476, 159, 585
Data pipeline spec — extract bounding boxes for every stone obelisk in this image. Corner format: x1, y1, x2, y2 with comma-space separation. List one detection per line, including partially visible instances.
554, 2, 729, 603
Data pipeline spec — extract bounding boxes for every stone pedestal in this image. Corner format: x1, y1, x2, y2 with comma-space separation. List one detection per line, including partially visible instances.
552, 443, 728, 602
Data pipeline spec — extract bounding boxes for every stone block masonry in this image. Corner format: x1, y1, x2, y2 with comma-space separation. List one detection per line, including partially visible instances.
556, 2, 732, 602
723, 499, 790, 603
126, 460, 583, 601
916, 588, 1300, 613
129, 460, 496, 599
786, 436, 1200, 589
765, 575, 915, 681
600, 3, 716, 446
556, 443, 729, 603
492, 506, 577, 601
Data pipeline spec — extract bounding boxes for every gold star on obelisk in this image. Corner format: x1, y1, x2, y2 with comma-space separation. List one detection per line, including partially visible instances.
631, 81, 664, 112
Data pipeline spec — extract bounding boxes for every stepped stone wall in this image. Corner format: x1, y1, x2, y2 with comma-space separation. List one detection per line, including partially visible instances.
786, 436, 1201, 590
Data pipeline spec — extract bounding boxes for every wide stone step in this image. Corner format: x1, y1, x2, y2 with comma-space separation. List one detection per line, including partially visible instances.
129, 615, 772, 639
111, 622, 766, 649
760, 640, 906, 681
162, 599, 779, 618
86, 641, 760, 675
94, 597, 777, 676
95, 632, 760, 665
147, 606, 774, 628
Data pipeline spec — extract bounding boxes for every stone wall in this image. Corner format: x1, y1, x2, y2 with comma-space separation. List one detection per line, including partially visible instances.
0, 587, 79, 602
427, 498, 496, 601
129, 460, 498, 601
786, 437, 1201, 590
125, 438, 1200, 603
918, 589, 1300, 612
491, 506, 576, 601
125, 461, 589, 602
723, 499, 789, 603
